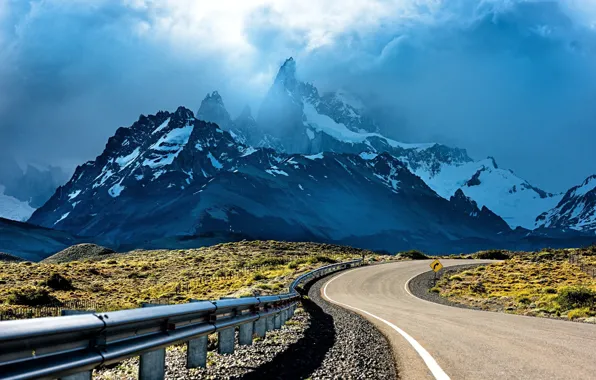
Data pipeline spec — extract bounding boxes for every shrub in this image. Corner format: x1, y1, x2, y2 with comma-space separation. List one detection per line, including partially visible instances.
248, 257, 287, 267
556, 287, 596, 310
472, 250, 510, 260
469, 281, 487, 294
6, 286, 59, 306
42, 273, 75, 291
543, 287, 557, 294
517, 296, 532, 305
449, 275, 463, 281
567, 307, 591, 320
252, 273, 266, 281
308, 255, 337, 264
398, 250, 428, 260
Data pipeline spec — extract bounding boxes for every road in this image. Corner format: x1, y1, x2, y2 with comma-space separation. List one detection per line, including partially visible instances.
322, 260, 596, 380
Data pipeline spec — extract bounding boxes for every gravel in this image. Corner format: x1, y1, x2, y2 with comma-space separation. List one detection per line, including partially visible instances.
94, 308, 311, 380
304, 276, 398, 380
407, 264, 488, 310
95, 272, 398, 379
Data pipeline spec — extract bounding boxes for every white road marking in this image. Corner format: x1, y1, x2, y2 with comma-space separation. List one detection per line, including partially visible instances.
323, 270, 451, 380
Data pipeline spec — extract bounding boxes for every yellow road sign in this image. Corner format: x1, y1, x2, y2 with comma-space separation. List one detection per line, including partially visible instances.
430, 259, 443, 272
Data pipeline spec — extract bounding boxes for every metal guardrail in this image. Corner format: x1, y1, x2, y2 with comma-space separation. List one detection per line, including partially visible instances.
0, 259, 362, 380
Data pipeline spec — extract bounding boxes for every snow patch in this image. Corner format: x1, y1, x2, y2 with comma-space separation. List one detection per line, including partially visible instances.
303, 102, 433, 151
152, 118, 171, 135
573, 176, 596, 198
115, 148, 141, 169
0, 185, 35, 221
109, 181, 125, 197
207, 152, 223, 169
241, 147, 258, 157
305, 152, 324, 160
359, 152, 378, 160
266, 169, 289, 177
144, 124, 194, 168
54, 212, 70, 226
306, 128, 315, 140
68, 190, 81, 200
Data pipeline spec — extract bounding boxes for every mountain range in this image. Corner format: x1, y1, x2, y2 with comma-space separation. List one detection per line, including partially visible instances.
4, 58, 596, 259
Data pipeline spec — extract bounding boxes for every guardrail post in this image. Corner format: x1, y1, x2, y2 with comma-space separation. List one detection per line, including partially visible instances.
139, 303, 166, 380
254, 317, 266, 337
266, 315, 275, 331
61, 372, 91, 380
218, 328, 235, 354
281, 309, 287, 324
139, 348, 166, 380
186, 299, 209, 368
239, 322, 253, 346
186, 335, 208, 369
274, 313, 282, 329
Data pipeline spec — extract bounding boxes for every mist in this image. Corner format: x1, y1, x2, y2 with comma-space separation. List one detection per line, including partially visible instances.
1, 0, 595, 192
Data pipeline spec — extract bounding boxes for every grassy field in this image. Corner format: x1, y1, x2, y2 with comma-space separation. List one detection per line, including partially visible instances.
0, 241, 391, 316
433, 247, 596, 322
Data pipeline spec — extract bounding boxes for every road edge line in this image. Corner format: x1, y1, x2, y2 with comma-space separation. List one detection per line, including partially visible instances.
322, 269, 451, 380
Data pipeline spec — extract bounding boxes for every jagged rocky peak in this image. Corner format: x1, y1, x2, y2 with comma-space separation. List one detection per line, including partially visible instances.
197, 91, 231, 129
237, 105, 255, 121
274, 57, 298, 89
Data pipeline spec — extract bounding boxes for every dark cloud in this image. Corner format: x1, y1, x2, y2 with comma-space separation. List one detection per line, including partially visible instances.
0, 0, 594, 192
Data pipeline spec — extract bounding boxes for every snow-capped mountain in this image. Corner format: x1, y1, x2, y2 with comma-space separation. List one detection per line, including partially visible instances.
0, 185, 35, 222
0, 156, 68, 221
255, 57, 561, 229
29, 106, 512, 253
536, 175, 596, 234
411, 157, 563, 229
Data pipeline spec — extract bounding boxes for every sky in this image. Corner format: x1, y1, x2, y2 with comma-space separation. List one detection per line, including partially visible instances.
0, 0, 595, 192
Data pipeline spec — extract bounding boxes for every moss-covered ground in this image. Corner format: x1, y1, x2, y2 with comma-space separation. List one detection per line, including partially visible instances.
433, 246, 596, 322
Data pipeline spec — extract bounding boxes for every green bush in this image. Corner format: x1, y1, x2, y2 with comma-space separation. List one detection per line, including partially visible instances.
397, 250, 428, 260
308, 255, 337, 264
472, 250, 510, 260
6, 286, 59, 306
556, 287, 596, 310
248, 257, 287, 267
42, 273, 74, 291
252, 273, 266, 281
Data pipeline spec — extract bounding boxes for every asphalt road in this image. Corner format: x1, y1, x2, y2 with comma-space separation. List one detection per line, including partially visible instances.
321, 260, 596, 380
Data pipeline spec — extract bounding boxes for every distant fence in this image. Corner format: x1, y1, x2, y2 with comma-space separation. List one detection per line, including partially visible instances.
569, 254, 596, 279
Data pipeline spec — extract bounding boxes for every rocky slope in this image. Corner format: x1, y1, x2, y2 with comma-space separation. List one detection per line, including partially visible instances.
28, 106, 511, 253
536, 175, 596, 234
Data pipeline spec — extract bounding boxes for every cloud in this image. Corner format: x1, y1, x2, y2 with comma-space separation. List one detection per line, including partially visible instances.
0, 0, 595, 192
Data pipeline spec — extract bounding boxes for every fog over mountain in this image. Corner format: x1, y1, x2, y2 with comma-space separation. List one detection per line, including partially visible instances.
1, 0, 595, 192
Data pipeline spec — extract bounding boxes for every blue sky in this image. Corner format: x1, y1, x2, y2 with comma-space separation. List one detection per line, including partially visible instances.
0, 0, 595, 192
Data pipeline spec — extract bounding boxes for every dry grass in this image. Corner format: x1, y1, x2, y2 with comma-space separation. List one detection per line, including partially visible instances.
0, 241, 391, 314
435, 246, 596, 323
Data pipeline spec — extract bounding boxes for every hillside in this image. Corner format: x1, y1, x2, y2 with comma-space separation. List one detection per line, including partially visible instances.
0, 241, 386, 316
433, 246, 596, 323
0, 217, 80, 261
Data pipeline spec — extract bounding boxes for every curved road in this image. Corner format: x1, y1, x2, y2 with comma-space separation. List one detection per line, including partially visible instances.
322, 260, 596, 380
